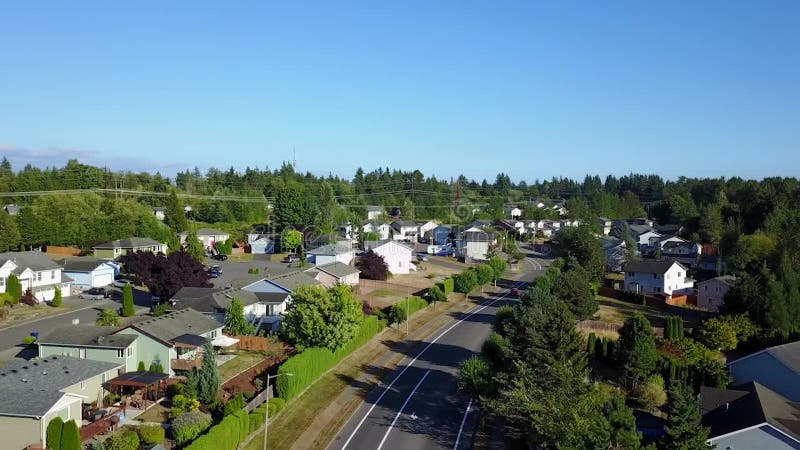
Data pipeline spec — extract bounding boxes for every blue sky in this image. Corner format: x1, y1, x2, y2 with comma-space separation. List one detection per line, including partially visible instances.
0, 1, 798, 182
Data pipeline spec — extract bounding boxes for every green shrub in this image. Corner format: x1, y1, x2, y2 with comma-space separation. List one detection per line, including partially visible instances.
60, 419, 81, 450
0, 292, 12, 306
122, 283, 135, 317
137, 423, 165, 445
46, 416, 64, 450
388, 296, 428, 324
170, 394, 200, 418
137, 361, 146, 372
277, 315, 386, 401
442, 278, 454, 295
635, 375, 667, 410
52, 287, 63, 307
172, 411, 211, 446
184, 410, 248, 450
247, 268, 259, 274
427, 285, 446, 304
224, 393, 246, 415
453, 270, 478, 293
22, 335, 37, 345
106, 430, 139, 450
152, 303, 170, 317
268, 397, 286, 416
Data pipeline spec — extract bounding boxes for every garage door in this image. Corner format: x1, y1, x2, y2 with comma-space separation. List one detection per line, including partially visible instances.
93, 273, 114, 287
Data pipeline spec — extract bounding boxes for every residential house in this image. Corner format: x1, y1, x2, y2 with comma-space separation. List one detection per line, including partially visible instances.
152, 207, 166, 221
505, 206, 523, 219
417, 220, 438, 240
61, 257, 117, 290
169, 286, 289, 333
241, 271, 321, 330
661, 240, 702, 268
362, 221, 391, 241
114, 308, 224, 375
628, 224, 661, 253
247, 234, 275, 254
431, 225, 452, 245
93, 237, 168, 260
391, 220, 419, 242
552, 200, 568, 216
601, 236, 627, 272
307, 244, 355, 265
364, 240, 414, 275
178, 228, 230, 251
696, 275, 736, 312
623, 260, 694, 296
467, 220, 493, 230
496, 219, 525, 236
456, 230, 497, 263
599, 217, 614, 236
701, 382, 800, 449
38, 325, 138, 372
0, 251, 73, 302
3, 203, 20, 215
655, 223, 683, 236
366, 205, 383, 220
0, 356, 122, 450
728, 341, 800, 402
306, 262, 360, 287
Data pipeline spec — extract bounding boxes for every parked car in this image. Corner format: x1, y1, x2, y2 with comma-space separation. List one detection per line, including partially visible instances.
112, 279, 133, 289
281, 254, 300, 263
80, 288, 108, 300
416, 253, 429, 262
212, 254, 228, 261
210, 264, 222, 274
208, 270, 220, 279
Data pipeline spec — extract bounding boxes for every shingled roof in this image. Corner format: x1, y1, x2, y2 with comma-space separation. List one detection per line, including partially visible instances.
93, 237, 164, 249
623, 260, 685, 274
40, 325, 136, 349
0, 251, 62, 271
116, 308, 221, 345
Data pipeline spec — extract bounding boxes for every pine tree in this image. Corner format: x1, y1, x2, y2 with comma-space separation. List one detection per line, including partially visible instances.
122, 283, 135, 317
52, 287, 62, 307
59, 419, 81, 450
46, 416, 64, 450
224, 297, 255, 335
616, 313, 658, 386
6, 273, 21, 304
603, 394, 644, 449
196, 339, 220, 405
662, 382, 710, 450
184, 229, 206, 261
165, 191, 188, 232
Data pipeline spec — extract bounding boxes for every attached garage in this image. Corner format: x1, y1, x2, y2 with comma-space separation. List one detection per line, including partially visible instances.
62, 257, 117, 290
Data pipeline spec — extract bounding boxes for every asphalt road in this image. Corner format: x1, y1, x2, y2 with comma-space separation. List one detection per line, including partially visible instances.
330, 256, 550, 450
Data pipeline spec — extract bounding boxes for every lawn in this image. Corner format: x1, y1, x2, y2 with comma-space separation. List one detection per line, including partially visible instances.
133, 402, 169, 423
0, 303, 75, 328
218, 351, 268, 383
594, 296, 711, 328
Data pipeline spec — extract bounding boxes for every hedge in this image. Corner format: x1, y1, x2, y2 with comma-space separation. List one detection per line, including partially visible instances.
388, 296, 428, 324
277, 315, 387, 401
185, 410, 249, 450
442, 278, 454, 295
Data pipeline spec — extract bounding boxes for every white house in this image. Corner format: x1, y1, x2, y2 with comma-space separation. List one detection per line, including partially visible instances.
241, 271, 321, 331
0, 251, 73, 302
307, 262, 360, 287
307, 244, 355, 265
505, 206, 523, 219
456, 230, 497, 263
391, 220, 419, 242
696, 276, 736, 312
179, 228, 230, 251
366, 205, 384, 220
417, 220, 438, 239
152, 207, 166, 221
599, 217, 614, 236
169, 286, 291, 333
365, 240, 414, 275
623, 260, 694, 296
362, 221, 391, 240
62, 257, 117, 290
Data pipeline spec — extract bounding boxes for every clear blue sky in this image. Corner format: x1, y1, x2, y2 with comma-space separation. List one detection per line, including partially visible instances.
1, 1, 798, 182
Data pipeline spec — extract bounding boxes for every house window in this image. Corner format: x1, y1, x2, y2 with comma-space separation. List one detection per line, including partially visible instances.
102, 373, 108, 382
0, 277, 4, 287
79, 348, 86, 359
677, 271, 682, 277
36, 272, 42, 282
51, 270, 55, 280
653, 274, 657, 279
117, 349, 124, 358
127, 347, 133, 357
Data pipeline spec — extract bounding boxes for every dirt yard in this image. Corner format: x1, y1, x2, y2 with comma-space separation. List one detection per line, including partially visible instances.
356, 259, 464, 310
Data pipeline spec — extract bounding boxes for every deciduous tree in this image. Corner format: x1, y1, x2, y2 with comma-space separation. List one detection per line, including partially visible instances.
224, 297, 255, 336
281, 284, 364, 351
357, 250, 388, 281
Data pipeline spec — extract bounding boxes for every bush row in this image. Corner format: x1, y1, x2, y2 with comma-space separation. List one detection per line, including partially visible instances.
277, 315, 387, 401
388, 296, 429, 324
185, 400, 286, 450
437, 278, 454, 295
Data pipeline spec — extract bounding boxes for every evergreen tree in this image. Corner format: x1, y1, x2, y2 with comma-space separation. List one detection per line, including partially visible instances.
224, 297, 255, 335
6, 273, 21, 304
59, 419, 81, 450
603, 394, 645, 449
616, 313, 658, 386
0, 211, 20, 251
196, 339, 221, 405
165, 191, 188, 232
52, 287, 62, 307
46, 416, 64, 450
661, 382, 710, 450
122, 283, 135, 317
184, 229, 206, 261
138, 361, 146, 372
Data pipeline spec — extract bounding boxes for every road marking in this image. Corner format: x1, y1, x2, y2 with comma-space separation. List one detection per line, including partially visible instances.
376, 370, 431, 450
453, 398, 473, 450
339, 280, 526, 449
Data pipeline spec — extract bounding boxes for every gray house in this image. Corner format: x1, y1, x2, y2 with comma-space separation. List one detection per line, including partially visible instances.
702, 382, 800, 449
728, 341, 800, 402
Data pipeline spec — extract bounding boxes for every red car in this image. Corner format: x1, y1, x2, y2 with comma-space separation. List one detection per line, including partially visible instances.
510, 288, 522, 297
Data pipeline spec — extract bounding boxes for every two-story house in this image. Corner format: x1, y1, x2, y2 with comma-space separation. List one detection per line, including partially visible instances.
38, 325, 138, 372
455, 230, 497, 263
661, 240, 702, 268
93, 237, 168, 260
623, 260, 694, 296
391, 220, 419, 242
364, 240, 415, 274
599, 217, 614, 236
361, 221, 391, 241
307, 244, 355, 265
696, 275, 736, 312
0, 251, 73, 302
366, 205, 383, 220
505, 206, 523, 219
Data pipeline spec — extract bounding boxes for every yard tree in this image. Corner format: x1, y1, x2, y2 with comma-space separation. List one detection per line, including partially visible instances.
281, 284, 363, 351
165, 191, 188, 232
360, 231, 380, 243
96, 308, 121, 326
0, 210, 20, 251
6, 273, 21, 304
427, 284, 446, 305
59, 419, 81, 450
357, 250, 388, 281
553, 263, 598, 320
46, 416, 64, 450
16, 206, 45, 249
122, 283, 135, 317
661, 382, 710, 450
274, 184, 316, 230
616, 313, 658, 386
128, 251, 210, 299
552, 224, 605, 282
457, 355, 493, 398
698, 317, 738, 351
453, 269, 478, 293
281, 228, 303, 253
475, 264, 494, 285
487, 256, 507, 281
195, 339, 221, 405
52, 287, 62, 307
184, 229, 206, 261
224, 297, 255, 335
603, 394, 645, 450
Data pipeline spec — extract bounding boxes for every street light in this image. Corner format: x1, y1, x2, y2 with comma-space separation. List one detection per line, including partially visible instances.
264, 372, 293, 450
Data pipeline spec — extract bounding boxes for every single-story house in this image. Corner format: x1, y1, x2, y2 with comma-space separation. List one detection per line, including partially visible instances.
169, 286, 290, 333
3, 203, 20, 215
307, 244, 355, 266
93, 237, 168, 260
241, 271, 321, 330
0, 251, 73, 302
178, 228, 230, 251
307, 262, 360, 287
696, 275, 736, 312
728, 341, 800, 402
366, 205, 383, 220
623, 260, 694, 296
113, 308, 224, 375
390, 220, 419, 242
38, 325, 138, 372
0, 356, 122, 450
247, 234, 275, 254
702, 382, 800, 449
362, 221, 391, 241
61, 257, 117, 290
364, 240, 415, 275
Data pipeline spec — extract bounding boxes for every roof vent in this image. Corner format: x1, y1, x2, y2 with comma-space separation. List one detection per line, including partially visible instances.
21, 378, 28, 383
11, 369, 17, 373
42, 371, 47, 375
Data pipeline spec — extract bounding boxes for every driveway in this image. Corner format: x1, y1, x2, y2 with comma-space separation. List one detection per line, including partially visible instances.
205, 258, 304, 289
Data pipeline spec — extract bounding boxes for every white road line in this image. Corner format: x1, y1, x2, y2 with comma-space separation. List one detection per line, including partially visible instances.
452, 398, 473, 450
339, 280, 526, 450
376, 370, 431, 450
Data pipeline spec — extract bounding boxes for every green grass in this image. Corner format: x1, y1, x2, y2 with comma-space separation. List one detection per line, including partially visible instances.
370, 289, 399, 298
595, 295, 711, 328
217, 351, 266, 383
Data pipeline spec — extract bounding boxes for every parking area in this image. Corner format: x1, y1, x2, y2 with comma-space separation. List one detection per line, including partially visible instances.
203, 258, 301, 289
